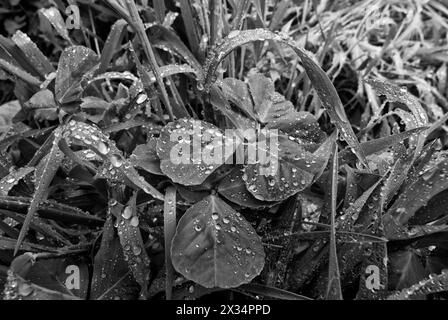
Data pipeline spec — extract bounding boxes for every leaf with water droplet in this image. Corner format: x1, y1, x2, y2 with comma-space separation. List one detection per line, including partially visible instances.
0, 195, 103, 226
55, 46, 98, 105
239, 283, 313, 300
219, 78, 257, 120
130, 139, 163, 175
220, 74, 327, 147
0, 166, 34, 196
97, 19, 127, 75
384, 158, 448, 239
147, 25, 203, 74
15, 126, 64, 255
163, 186, 177, 299
171, 195, 265, 288
38, 7, 71, 42
388, 250, 427, 292
90, 214, 140, 300
64, 120, 163, 200
243, 132, 329, 202
113, 193, 151, 298
14, 255, 89, 299
387, 270, 448, 300
365, 79, 428, 127
3, 271, 80, 300
200, 28, 368, 168
339, 127, 427, 166
325, 142, 342, 300
156, 118, 237, 186
11, 30, 54, 77
218, 166, 276, 209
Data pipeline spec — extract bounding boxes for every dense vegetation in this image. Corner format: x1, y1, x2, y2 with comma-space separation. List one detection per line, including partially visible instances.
0, 0, 448, 300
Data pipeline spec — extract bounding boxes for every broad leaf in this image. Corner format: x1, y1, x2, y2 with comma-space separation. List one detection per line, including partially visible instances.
218, 166, 275, 209
55, 46, 98, 105
171, 195, 265, 288
389, 250, 427, 291
130, 139, 163, 175
243, 132, 332, 202
22, 256, 89, 299
0, 100, 21, 132
157, 118, 236, 186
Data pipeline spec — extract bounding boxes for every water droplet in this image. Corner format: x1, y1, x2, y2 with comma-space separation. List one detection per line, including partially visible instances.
130, 216, 139, 227
136, 93, 148, 104
97, 142, 110, 155
110, 154, 123, 167
122, 206, 132, 219
132, 245, 142, 255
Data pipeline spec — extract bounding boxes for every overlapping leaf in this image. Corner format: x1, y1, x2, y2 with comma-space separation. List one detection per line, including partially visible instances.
171, 195, 265, 288
156, 118, 237, 186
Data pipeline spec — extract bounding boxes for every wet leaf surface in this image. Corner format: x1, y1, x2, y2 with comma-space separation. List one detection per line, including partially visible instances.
171, 195, 265, 288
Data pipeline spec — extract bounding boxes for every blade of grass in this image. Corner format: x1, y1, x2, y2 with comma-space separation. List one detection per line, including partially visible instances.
153, 0, 166, 23
163, 186, 176, 300
11, 30, 54, 77
326, 141, 343, 300
14, 127, 64, 255
0, 58, 41, 86
178, 0, 201, 58
125, 0, 174, 121
97, 19, 127, 75
238, 283, 313, 300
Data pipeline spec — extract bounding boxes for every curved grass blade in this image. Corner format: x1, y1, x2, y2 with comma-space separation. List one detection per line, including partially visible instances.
14, 127, 64, 255
365, 79, 428, 126
148, 25, 203, 74
200, 29, 368, 168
